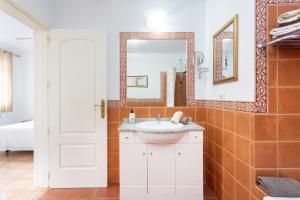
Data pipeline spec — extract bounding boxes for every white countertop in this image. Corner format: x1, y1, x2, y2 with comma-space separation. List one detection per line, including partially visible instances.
118, 118, 205, 133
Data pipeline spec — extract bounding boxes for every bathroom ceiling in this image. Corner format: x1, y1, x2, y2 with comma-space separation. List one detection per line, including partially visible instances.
0, 10, 33, 53
128, 40, 186, 54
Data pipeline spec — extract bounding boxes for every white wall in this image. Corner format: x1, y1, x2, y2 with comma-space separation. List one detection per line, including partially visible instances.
196, 0, 256, 101
127, 53, 185, 99
11, 0, 256, 102
49, 0, 207, 100
11, 0, 55, 26
18, 51, 34, 120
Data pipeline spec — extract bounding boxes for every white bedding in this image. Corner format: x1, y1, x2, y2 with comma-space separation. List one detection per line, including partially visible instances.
0, 121, 34, 151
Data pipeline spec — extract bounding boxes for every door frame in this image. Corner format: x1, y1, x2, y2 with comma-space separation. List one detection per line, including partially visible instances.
0, 0, 50, 187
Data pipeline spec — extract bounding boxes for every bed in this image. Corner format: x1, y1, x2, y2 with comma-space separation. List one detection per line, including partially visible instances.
0, 121, 34, 151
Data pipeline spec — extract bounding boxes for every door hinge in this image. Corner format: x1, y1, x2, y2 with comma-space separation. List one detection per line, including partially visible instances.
48, 171, 51, 180
47, 82, 50, 89
48, 127, 50, 136
47, 36, 50, 42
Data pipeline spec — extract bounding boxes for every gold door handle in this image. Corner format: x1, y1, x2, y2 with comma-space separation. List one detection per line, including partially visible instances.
94, 99, 105, 119
100, 99, 105, 119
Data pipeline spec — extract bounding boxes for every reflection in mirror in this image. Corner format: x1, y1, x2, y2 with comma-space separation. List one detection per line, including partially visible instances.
213, 15, 238, 84
127, 40, 187, 107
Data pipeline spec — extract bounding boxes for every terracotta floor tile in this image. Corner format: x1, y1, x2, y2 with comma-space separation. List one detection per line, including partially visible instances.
68, 188, 97, 198
1, 151, 217, 200
94, 185, 119, 198
0, 151, 46, 200
204, 184, 217, 198
39, 188, 72, 199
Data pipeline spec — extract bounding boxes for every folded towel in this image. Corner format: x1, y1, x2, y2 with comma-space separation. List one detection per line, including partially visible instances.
257, 176, 300, 197
277, 38, 300, 48
170, 111, 183, 124
280, 19, 300, 27
259, 34, 300, 48
278, 8, 300, 25
270, 22, 300, 36
273, 29, 300, 39
180, 117, 190, 125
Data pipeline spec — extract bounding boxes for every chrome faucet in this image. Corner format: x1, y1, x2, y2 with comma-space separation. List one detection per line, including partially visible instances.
156, 114, 161, 123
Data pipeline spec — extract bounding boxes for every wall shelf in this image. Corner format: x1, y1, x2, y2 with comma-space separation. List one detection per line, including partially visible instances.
258, 35, 300, 49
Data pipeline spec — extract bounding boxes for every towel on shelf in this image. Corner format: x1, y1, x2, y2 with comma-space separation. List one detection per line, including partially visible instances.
257, 176, 300, 197
273, 29, 300, 39
277, 40, 300, 49
280, 19, 300, 27
170, 111, 183, 124
261, 35, 300, 48
270, 22, 300, 37
262, 8, 300, 48
278, 8, 300, 25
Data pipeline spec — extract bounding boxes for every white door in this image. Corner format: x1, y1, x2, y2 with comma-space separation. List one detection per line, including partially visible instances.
176, 144, 203, 195
120, 144, 147, 195
148, 144, 175, 195
48, 29, 107, 188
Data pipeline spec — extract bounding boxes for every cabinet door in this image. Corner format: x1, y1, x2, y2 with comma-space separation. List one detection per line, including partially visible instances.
120, 144, 147, 195
148, 144, 175, 195
176, 144, 203, 195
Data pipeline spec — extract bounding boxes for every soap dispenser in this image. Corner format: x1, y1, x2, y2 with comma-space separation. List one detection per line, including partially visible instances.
129, 110, 136, 123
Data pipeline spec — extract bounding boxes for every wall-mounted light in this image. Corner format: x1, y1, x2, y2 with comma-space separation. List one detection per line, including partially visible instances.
193, 51, 209, 79
145, 10, 168, 31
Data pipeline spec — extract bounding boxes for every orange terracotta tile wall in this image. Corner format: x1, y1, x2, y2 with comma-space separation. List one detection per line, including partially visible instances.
204, 4, 300, 200
107, 106, 207, 184
250, 3, 300, 200
204, 108, 256, 200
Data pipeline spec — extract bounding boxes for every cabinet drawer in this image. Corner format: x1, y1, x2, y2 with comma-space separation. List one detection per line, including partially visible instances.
188, 132, 203, 143
120, 133, 135, 144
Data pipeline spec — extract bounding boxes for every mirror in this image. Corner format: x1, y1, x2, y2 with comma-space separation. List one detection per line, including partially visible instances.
126, 39, 187, 107
213, 15, 238, 84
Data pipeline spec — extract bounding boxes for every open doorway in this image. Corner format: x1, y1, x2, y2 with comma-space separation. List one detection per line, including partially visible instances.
0, 1, 49, 199
0, 9, 46, 199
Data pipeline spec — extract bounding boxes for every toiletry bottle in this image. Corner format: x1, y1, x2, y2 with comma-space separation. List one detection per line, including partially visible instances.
129, 110, 135, 123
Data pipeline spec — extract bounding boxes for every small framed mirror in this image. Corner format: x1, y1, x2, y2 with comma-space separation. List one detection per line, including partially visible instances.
127, 76, 148, 88
213, 15, 238, 84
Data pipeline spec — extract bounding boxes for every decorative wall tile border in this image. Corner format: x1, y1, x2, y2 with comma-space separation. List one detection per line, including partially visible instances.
118, 32, 195, 107
109, 0, 299, 113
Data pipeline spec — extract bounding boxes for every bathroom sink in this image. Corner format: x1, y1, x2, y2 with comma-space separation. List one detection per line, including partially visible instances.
136, 121, 184, 131
135, 121, 185, 144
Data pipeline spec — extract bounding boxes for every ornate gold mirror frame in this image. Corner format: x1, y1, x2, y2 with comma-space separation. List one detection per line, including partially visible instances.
213, 15, 238, 84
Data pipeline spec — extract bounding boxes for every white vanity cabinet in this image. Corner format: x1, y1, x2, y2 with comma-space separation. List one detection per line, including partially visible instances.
119, 130, 204, 200
148, 144, 176, 195
176, 144, 203, 196
120, 143, 147, 195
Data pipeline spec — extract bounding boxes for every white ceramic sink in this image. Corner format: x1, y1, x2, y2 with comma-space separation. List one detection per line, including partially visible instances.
136, 121, 185, 144
136, 121, 184, 132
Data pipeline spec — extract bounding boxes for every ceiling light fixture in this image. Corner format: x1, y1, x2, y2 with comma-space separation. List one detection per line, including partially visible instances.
145, 10, 168, 31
